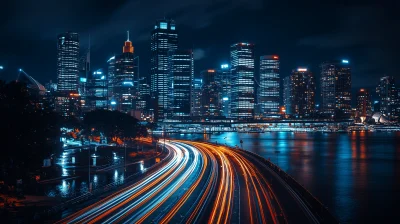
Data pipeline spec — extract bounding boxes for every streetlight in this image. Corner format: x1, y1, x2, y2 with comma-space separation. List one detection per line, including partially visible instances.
240, 139, 243, 149
224, 137, 227, 145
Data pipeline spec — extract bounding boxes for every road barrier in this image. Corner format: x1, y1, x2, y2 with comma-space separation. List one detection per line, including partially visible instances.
232, 146, 339, 224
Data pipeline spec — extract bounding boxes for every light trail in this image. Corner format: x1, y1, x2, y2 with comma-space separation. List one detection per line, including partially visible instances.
57, 140, 288, 224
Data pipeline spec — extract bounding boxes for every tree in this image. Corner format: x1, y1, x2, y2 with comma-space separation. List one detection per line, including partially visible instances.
0, 81, 61, 183
83, 110, 148, 144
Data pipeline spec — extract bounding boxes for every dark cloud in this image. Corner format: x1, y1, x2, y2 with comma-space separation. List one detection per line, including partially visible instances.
0, 0, 398, 98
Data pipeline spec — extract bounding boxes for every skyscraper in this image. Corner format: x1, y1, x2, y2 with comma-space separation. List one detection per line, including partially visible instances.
168, 49, 193, 119
111, 32, 136, 113
283, 76, 292, 115
290, 68, 316, 118
150, 19, 178, 121
258, 55, 280, 117
376, 76, 398, 117
230, 43, 255, 119
320, 60, 352, 117
56, 32, 80, 117
192, 78, 203, 117
57, 32, 80, 92
356, 88, 371, 117
86, 69, 108, 111
218, 64, 231, 118
201, 69, 222, 117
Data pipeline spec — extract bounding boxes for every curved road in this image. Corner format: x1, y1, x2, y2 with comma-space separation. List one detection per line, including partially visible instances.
57, 140, 322, 224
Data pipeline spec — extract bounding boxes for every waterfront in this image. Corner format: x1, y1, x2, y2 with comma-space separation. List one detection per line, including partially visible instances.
172, 132, 400, 223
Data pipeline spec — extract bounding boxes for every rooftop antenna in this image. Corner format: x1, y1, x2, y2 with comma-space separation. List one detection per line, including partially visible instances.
127, 30, 130, 41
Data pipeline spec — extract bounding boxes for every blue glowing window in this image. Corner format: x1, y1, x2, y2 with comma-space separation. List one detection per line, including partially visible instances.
160, 22, 168, 29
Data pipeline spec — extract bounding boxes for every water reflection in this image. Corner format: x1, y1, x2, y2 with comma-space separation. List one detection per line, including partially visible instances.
171, 132, 399, 223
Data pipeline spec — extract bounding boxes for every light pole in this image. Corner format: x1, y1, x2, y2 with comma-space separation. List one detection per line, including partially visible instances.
224, 137, 227, 145
88, 146, 91, 192
240, 139, 243, 149
124, 143, 127, 171
163, 125, 166, 150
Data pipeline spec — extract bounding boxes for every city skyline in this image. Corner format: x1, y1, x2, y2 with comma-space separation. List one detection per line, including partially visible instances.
0, 1, 398, 92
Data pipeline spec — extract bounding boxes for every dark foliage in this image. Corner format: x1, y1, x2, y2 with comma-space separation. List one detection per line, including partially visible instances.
0, 81, 61, 182
83, 110, 148, 143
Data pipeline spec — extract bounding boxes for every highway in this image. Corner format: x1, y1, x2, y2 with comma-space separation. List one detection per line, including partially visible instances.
57, 140, 326, 224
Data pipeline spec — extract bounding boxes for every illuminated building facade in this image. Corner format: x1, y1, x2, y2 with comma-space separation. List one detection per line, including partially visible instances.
107, 55, 116, 108
320, 60, 352, 117
218, 64, 231, 117
356, 88, 371, 117
290, 68, 316, 117
230, 43, 255, 119
168, 49, 193, 119
56, 32, 80, 117
110, 32, 136, 113
57, 32, 80, 92
283, 76, 292, 115
192, 78, 203, 117
376, 76, 399, 117
86, 69, 108, 111
150, 19, 178, 120
201, 69, 222, 117
258, 55, 280, 117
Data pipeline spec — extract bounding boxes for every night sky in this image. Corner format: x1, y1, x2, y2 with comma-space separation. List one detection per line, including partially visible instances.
1, 0, 399, 100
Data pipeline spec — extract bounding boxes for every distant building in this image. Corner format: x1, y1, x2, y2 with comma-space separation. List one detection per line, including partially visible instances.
258, 55, 280, 117
290, 68, 316, 118
356, 88, 372, 117
56, 32, 80, 117
218, 64, 231, 118
107, 56, 116, 109
86, 69, 108, 111
110, 32, 136, 113
150, 19, 178, 121
57, 32, 80, 92
320, 60, 352, 117
283, 76, 292, 115
230, 43, 255, 119
376, 76, 399, 118
168, 49, 193, 119
191, 78, 203, 117
201, 69, 222, 117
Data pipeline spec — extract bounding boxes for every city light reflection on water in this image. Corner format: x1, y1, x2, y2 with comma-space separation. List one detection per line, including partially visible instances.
171, 131, 400, 223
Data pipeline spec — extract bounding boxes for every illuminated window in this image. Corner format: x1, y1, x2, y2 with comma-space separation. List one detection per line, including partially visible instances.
160, 22, 168, 29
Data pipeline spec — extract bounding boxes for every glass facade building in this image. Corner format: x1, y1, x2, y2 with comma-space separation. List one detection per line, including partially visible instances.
230, 43, 255, 119
320, 60, 352, 117
218, 64, 231, 118
376, 76, 399, 117
201, 69, 222, 117
356, 88, 372, 117
109, 35, 136, 113
57, 32, 80, 92
86, 69, 108, 111
290, 68, 316, 118
283, 76, 292, 115
56, 32, 80, 117
192, 78, 203, 117
150, 19, 178, 120
168, 49, 193, 119
258, 55, 280, 117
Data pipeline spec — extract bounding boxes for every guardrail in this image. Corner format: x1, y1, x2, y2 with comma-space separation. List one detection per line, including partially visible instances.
43, 146, 171, 217
231, 146, 339, 224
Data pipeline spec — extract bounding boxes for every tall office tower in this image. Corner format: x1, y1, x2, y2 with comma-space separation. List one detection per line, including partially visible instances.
320, 60, 352, 117
290, 68, 316, 118
107, 55, 116, 109
111, 32, 136, 113
56, 32, 80, 117
168, 49, 193, 119
230, 43, 255, 119
258, 55, 280, 117
356, 88, 371, 118
283, 76, 292, 115
376, 76, 398, 117
192, 78, 203, 117
57, 32, 80, 92
201, 69, 222, 117
86, 69, 108, 111
150, 19, 178, 121
218, 64, 231, 118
